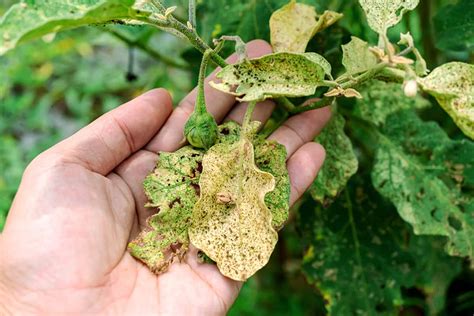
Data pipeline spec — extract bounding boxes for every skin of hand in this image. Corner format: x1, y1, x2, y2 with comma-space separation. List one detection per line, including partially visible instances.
0, 40, 331, 315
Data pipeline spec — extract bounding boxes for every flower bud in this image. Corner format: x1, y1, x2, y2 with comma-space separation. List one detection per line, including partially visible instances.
403, 80, 418, 98
184, 111, 218, 149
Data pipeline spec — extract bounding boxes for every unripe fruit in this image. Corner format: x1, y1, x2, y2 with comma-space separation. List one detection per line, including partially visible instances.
184, 111, 218, 149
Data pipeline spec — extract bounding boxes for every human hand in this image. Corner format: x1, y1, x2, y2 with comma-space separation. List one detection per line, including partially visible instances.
0, 40, 331, 315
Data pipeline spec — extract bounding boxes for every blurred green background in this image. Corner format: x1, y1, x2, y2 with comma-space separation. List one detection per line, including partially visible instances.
1, 0, 473, 315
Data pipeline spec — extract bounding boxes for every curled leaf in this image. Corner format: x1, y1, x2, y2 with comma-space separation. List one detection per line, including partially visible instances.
189, 137, 278, 281
419, 62, 474, 139
210, 52, 325, 102
359, 0, 419, 35
270, 0, 342, 53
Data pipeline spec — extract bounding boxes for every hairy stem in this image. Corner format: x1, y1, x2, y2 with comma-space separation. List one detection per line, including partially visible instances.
188, 0, 196, 29
196, 50, 213, 114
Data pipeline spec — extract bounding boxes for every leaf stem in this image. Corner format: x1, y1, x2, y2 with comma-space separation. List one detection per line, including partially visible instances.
243, 101, 258, 133
188, 0, 196, 29
196, 49, 212, 114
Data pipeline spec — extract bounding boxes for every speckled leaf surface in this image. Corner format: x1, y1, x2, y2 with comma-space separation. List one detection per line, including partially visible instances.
219, 122, 290, 229
128, 146, 204, 273
372, 110, 474, 258
270, 0, 342, 53
210, 52, 325, 102
359, 0, 419, 34
354, 81, 430, 126
0, 0, 136, 55
310, 114, 358, 206
270, 0, 318, 53
419, 62, 474, 140
341, 36, 378, 75
189, 137, 278, 281
129, 122, 289, 275
299, 176, 462, 315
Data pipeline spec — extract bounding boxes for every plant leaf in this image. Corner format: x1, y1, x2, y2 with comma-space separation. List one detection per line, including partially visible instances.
304, 52, 332, 78
128, 146, 204, 273
372, 110, 474, 258
0, 0, 137, 55
341, 36, 378, 75
358, 0, 419, 35
129, 122, 289, 275
270, 0, 342, 53
354, 80, 430, 127
210, 52, 325, 102
419, 62, 474, 140
310, 113, 358, 205
300, 176, 462, 315
189, 137, 278, 281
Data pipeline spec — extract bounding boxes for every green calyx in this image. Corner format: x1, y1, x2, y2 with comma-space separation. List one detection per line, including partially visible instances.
184, 110, 218, 149
184, 49, 219, 150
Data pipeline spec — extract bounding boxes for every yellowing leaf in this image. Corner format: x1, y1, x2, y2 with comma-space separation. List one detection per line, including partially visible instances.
189, 137, 278, 281
269, 0, 342, 53
270, 0, 317, 53
359, 0, 419, 35
210, 52, 325, 102
342, 36, 378, 75
419, 62, 474, 139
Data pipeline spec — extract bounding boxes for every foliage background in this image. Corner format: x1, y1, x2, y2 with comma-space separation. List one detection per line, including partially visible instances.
1, 0, 473, 314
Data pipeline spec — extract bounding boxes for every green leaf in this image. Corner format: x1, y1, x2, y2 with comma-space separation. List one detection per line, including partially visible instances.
419, 62, 474, 140
210, 52, 325, 102
128, 146, 204, 273
354, 80, 430, 127
0, 0, 137, 55
310, 113, 358, 205
189, 136, 278, 281
434, 0, 474, 52
372, 110, 474, 258
300, 176, 462, 315
341, 36, 378, 76
270, 0, 342, 53
358, 0, 419, 35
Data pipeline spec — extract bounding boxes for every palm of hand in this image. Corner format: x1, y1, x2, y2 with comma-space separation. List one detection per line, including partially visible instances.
0, 40, 330, 315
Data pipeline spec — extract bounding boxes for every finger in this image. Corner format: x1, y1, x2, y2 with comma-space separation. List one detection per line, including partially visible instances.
52, 89, 172, 175
146, 39, 273, 153
224, 100, 276, 125
268, 106, 332, 158
287, 143, 326, 205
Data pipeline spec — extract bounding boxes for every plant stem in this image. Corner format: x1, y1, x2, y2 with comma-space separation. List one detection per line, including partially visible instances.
188, 0, 196, 29
290, 97, 335, 114
196, 50, 212, 114
243, 101, 258, 133
275, 97, 296, 112
339, 62, 388, 89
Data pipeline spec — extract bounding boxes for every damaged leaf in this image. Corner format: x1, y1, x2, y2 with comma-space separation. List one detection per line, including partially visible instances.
189, 137, 278, 281
372, 110, 474, 258
341, 36, 378, 75
419, 62, 474, 140
129, 122, 289, 275
0, 0, 136, 55
359, 0, 419, 35
210, 52, 325, 102
128, 146, 204, 273
310, 114, 358, 205
270, 0, 342, 53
